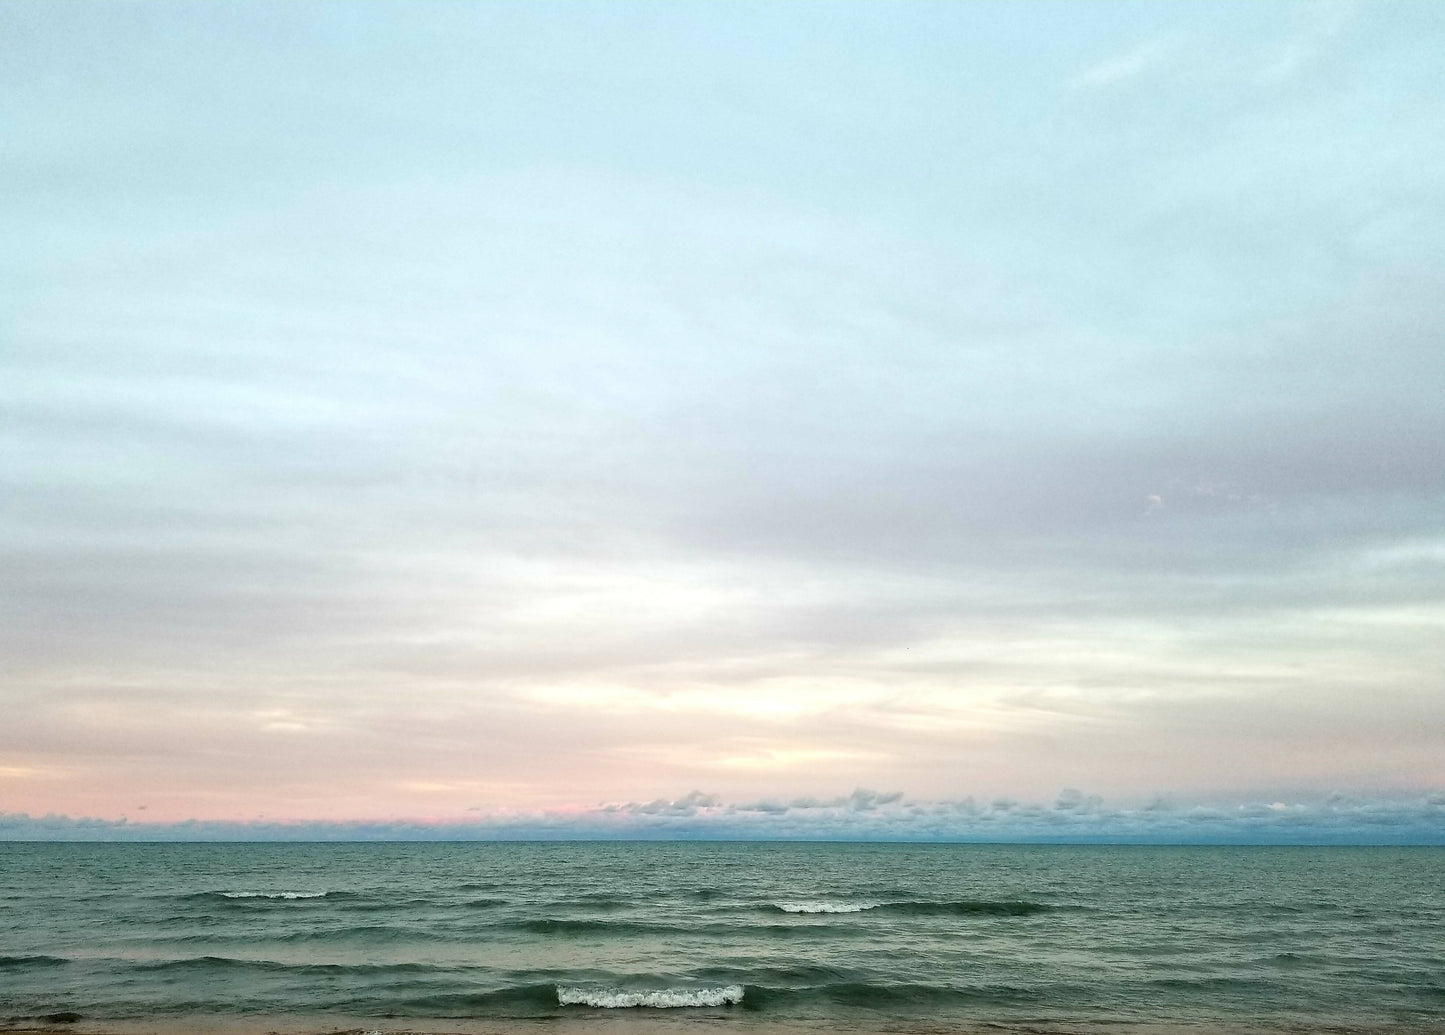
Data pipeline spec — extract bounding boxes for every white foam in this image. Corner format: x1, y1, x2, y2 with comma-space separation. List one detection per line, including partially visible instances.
556, 984, 744, 1008
774, 900, 878, 913
219, 891, 327, 899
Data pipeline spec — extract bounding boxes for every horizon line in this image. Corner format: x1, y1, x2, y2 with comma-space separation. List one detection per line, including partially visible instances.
4, 837, 1442, 847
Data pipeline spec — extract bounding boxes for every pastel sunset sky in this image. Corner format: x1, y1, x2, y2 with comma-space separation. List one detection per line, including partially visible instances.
3, 2, 1443, 841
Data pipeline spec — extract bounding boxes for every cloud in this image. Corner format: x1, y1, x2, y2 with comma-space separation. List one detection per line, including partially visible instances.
3, 790, 1441, 845
1, 3, 1443, 825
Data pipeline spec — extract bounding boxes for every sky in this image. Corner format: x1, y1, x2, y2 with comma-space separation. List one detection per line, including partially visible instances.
3, 1, 1444, 843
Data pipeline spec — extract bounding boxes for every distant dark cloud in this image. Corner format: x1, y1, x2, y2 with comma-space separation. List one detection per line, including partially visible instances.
3, 790, 1442, 845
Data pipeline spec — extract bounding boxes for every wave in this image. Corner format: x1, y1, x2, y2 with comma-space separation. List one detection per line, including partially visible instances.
880, 899, 1051, 916
1259, 951, 1310, 968
744, 980, 1046, 1010
558, 984, 744, 1008
389, 984, 560, 1017
765, 899, 1051, 917
175, 890, 351, 903
1149, 976, 1275, 992
63, 969, 1042, 1016
155, 923, 456, 946
510, 918, 680, 936
772, 901, 880, 913
128, 955, 458, 976
690, 964, 854, 985
0, 954, 69, 969
273, 923, 451, 944
510, 917, 873, 939
752, 922, 871, 939
135, 925, 430, 947
150, 918, 697, 946
329, 896, 437, 913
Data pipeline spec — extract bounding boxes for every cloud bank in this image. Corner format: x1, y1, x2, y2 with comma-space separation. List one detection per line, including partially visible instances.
4, 790, 1442, 845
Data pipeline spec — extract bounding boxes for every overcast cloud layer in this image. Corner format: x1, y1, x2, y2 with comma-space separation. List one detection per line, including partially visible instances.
3, 2, 1443, 838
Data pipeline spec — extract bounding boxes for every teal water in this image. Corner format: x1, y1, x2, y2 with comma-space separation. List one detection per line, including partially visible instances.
1, 843, 1442, 1030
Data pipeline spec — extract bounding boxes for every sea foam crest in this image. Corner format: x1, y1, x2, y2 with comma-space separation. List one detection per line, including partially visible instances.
557, 984, 744, 1008
219, 891, 328, 899
774, 901, 878, 913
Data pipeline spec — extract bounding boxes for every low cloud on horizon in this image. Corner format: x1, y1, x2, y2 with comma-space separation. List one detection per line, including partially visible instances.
6, 789, 1443, 845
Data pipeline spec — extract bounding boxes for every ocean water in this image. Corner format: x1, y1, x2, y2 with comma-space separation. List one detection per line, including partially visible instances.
1, 842, 1442, 1033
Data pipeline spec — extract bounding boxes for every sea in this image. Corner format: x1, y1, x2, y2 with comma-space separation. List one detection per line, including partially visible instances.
1, 842, 1442, 1034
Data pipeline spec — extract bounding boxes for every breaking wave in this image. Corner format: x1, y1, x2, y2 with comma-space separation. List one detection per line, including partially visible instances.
557, 984, 745, 1008
766, 899, 1050, 917
772, 901, 880, 913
